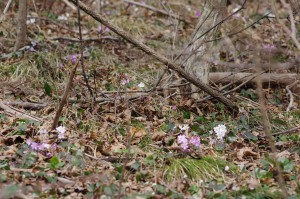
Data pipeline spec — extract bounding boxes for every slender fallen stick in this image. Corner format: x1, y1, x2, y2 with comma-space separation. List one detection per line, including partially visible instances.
210, 72, 299, 85
51, 36, 120, 42
124, 0, 190, 24
0, 0, 13, 22
2, 101, 47, 110
0, 102, 41, 122
272, 126, 300, 136
67, 0, 238, 112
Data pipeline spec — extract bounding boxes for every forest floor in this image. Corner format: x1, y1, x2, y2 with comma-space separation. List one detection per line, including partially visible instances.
0, 0, 300, 198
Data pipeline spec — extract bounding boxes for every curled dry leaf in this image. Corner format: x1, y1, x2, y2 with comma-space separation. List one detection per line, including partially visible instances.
151, 130, 166, 141
275, 150, 291, 159
237, 147, 259, 161
129, 126, 147, 144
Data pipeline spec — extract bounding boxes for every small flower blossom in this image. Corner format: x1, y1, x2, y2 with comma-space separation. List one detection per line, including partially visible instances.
46, 152, 53, 158
178, 134, 188, 144
52, 143, 58, 150
56, 126, 66, 139
29, 141, 39, 151
97, 26, 102, 33
189, 136, 201, 147
120, 75, 130, 85
213, 124, 227, 140
178, 124, 189, 131
196, 10, 201, 17
171, 105, 177, 110
138, 82, 145, 88
58, 14, 68, 21
263, 44, 276, 52
26, 18, 36, 24
177, 134, 189, 150
224, 165, 230, 171
71, 55, 77, 64
26, 140, 52, 151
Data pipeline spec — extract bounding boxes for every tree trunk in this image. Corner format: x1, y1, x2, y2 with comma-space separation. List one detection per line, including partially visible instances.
185, 0, 227, 99
14, 0, 27, 51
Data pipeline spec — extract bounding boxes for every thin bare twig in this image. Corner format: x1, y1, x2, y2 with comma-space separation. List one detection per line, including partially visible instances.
124, 0, 190, 24
76, 0, 95, 104
256, 77, 288, 197
272, 126, 300, 136
286, 80, 298, 112
51, 62, 79, 130
0, 102, 41, 122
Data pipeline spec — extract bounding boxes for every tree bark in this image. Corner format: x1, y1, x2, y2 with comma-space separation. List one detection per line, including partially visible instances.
14, 0, 28, 51
185, 0, 227, 99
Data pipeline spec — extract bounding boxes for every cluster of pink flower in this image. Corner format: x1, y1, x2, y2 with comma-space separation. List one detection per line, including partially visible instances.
25, 126, 66, 157
177, 124, 200, 150
97, 26, 110, 33
120, 74, 131, 85
177, 134, 200, 150
177, 124, 228, 150
26, 140, 57, 157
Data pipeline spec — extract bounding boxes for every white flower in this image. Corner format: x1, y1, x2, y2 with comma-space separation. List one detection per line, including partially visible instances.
138, 82, 145, 88
224, 165, 230, 171
56, 126, 66, 139
58, 15, 68, 21
58, 132, 65, 139
178, 124, 189, 131
26, 18, 35, 24
43, 143, 51, 149
56, 126, 66, 134
213, 124, 227, 140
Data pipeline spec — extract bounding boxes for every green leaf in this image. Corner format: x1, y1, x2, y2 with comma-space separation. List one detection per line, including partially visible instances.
183, 111, 191, 119
48, 156, 64, 170
283, 161, 295, 172
130, 161, 140, 171
44, 82, 52, 97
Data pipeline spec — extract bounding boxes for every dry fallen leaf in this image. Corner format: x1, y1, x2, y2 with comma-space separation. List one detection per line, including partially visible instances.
237, 147, 259, 161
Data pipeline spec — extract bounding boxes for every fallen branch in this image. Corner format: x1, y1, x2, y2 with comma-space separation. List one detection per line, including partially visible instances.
124, 0, 190, 24
1, 101, 47, 110
67, 0, 238, 112
51, 36, 120, 42
210, 72, 299, 85
0, 101, 41, 122
272, 126, 300, 136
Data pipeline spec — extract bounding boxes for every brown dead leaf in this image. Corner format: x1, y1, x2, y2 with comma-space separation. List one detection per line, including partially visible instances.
151, 130, 166, 141
130, 126, 147, 144
237, 147, 259, 160
110, 142, 126, 153
275, 150, 291, 159
103, 114, 116, 122
99, 121, 108, 133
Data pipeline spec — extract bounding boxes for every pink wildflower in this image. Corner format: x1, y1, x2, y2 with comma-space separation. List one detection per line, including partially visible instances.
189, 136, 201, 147
71, 55, 77, 64
177, 134, 189, 150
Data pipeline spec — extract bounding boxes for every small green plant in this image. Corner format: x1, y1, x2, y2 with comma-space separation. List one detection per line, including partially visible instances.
164, 156, 237, 182
47, 156, 64, 170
